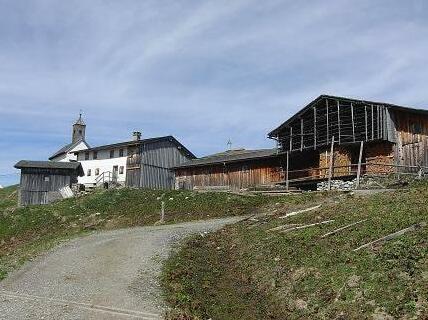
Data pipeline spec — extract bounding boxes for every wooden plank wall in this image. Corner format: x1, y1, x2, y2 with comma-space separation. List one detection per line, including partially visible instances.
393, 110, 428, 170
19, 168, 76, 206
175, 158, 283, 190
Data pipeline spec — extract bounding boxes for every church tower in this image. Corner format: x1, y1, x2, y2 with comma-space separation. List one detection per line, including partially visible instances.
72, 113, 86, 143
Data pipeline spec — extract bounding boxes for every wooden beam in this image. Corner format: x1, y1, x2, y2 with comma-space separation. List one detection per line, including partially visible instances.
353, 222, 427, 251
327, 136, 335, 190
326, 99, 329, 143
351, 103, 355, 142
289, 127, 293, 151
371, 104, 374, 140
337, 100, 341, 143
313, 106, 317, 149
285, 151, 289, 191
279, 204, 322, 219
321, 219, 367, 238
356, 141, 364, 189
300, 118, 304, 151
377, 105, 380, 139
364, 105, 368, 141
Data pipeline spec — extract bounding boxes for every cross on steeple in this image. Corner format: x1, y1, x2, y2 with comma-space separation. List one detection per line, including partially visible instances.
227, 139, 232, 150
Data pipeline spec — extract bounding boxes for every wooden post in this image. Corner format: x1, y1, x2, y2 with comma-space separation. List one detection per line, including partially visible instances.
356, 141, 364, 189
337, 100, 341, 143
364, 105, 368, 141
327, 136, 335, 191
326, 99, 329, 143
160, 201, 165, 223
289, 127, 293, 151
300, 118, 304, 151
371, 104, 374, 140
376, 105, 380, 139
313, 106, 317, 149
285, 151, 289, 191
351, 103, 355, 142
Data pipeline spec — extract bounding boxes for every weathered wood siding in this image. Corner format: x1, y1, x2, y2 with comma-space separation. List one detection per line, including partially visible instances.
175, 158, 283, 190
392, 110, 428, 169
19, 168, 77, 206
126, 139, 194, 189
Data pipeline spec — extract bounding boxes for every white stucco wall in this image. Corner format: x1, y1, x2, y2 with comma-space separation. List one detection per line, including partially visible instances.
76, 147, 128, 185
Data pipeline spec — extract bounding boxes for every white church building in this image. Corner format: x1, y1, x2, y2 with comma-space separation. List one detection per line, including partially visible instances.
50, 115, 195, 189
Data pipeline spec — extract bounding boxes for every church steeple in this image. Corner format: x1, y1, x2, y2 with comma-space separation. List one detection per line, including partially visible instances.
72, 113, 86, 143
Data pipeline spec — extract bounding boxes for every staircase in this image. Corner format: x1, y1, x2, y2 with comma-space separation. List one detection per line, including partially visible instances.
95, 171, 119, 188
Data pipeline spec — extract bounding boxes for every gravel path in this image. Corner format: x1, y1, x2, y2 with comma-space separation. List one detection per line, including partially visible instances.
0, 216, 244, 319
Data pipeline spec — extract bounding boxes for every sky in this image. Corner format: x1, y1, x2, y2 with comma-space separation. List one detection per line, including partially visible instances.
1, 0, 428, 186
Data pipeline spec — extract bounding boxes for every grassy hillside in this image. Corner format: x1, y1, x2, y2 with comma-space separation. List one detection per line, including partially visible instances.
162, 182, 428, 319
0, 187, 317, 280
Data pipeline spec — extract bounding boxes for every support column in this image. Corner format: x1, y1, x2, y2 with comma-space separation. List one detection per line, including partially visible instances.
313, 106, 317, 149
356, 141, 364, 189
327, 136, 335, 191
286, 151, 289, 191
337, 100, 341, 144
351, 103, 355, 142
300, 118, 304, 151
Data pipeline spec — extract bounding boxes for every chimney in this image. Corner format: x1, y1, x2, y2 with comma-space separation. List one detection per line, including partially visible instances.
132, 131, 142, 141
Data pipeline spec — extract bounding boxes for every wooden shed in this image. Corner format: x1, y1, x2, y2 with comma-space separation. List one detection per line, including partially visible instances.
268, 95, 428, 186
14, 160, 84, 206
173, 149, 283, 190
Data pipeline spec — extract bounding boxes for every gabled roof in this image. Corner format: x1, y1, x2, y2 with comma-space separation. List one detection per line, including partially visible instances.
15, 160, 84, 176
49, 139, 89, 160
268, 94, 428, 137
174, 148, 279, 169
74, 135, 196, 158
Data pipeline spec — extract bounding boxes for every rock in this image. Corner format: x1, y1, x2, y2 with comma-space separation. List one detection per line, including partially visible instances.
295, 299, 307, 310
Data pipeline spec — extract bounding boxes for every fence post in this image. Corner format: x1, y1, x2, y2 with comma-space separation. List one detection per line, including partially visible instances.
356, 141, 364, 189
160, 201, 165, 223
327, 136, 335, 191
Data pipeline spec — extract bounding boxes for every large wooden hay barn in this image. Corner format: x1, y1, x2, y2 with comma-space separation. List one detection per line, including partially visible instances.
14, 160, 84, 206
268, 95, 428, 187
174, 149, 283, 190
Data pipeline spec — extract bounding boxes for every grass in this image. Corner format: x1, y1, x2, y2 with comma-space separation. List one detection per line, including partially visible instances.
0, 186, 317, 281
161, 181, 428, 319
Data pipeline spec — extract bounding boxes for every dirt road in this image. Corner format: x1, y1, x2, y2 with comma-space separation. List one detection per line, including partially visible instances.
0, 216, 243, 319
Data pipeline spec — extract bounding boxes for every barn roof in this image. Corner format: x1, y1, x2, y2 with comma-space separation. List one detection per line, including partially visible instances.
75, 135, 196, 158
174, 148, 278, 169
268, 94, 428, 137
15, 160, 84, 176
49, 139, 90, 160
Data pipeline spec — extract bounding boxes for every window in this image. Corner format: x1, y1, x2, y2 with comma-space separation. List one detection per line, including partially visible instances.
110, 150, 115, 158
119, 166, 124, 174
87, 169, 91, 176
119, 149, 124, 157
95, 168, 100, 175
85, 152, 89, 160
410, 121, 422, 134
93, 151, 98, 159
44, 176, 50, 182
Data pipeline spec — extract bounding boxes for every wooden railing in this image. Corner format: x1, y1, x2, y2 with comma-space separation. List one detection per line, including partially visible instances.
95, 171, 117, 186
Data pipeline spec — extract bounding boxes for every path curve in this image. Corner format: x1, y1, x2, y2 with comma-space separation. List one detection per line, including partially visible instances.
0, 216, 243, 319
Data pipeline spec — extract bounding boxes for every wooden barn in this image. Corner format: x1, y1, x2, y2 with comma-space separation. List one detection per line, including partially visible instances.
268, 95, 428, 187
173, 149, 283, 190
14, 160, 84, 206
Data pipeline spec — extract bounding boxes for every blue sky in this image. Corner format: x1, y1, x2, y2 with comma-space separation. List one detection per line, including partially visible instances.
1, 0, 428, 186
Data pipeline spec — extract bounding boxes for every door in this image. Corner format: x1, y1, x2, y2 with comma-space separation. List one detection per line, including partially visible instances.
112, 165, 118, 182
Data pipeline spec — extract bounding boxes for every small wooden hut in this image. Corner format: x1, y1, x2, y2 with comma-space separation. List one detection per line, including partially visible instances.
14, 160, 84, 206
173, 149, 283, 190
